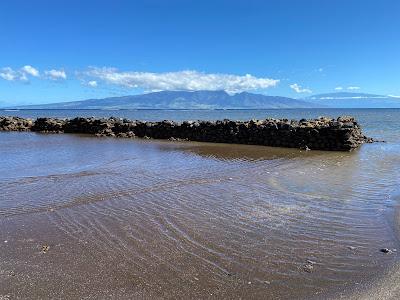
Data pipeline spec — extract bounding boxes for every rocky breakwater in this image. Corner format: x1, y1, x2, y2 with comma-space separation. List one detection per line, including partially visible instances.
0, 116, 33, 131
0, 116, 373, 151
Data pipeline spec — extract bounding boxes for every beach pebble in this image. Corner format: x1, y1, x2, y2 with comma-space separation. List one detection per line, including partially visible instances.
41, 245, 50, 253
303, 264, 314, 273
380, 248, 393, 254
8, 271, 15, 277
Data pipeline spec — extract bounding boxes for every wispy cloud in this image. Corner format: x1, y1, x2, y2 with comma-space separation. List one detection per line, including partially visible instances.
87, 80, 98, 87
290, 83, 312, 93
44, 69, 67, 80
84, 68, 279, 93
335, 86, 361, 91
316, 96, 386, 99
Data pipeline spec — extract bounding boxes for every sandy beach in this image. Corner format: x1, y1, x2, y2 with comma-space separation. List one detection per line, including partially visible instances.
1, 114, 399, 299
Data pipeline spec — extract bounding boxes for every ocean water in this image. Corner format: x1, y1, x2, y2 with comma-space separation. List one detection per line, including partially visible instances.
1, 108, 400, 299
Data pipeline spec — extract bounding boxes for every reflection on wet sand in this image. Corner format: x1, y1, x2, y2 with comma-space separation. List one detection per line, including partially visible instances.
157, 138, 336, 160
0, 132, 399, 299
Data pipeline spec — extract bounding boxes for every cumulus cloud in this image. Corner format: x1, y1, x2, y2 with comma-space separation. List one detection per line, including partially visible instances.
0, 67, 18, 81
21, 65, 39, 77
335, 86, 343, 91
87, 80, 98, 87
84, 68, 279, 93
0, 66, 40, 81
0, 66, 69, 82
45, 69, 67, 80
290, 83, 312, 93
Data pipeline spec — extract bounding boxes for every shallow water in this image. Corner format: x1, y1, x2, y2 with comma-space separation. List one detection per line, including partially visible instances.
1, 109, 400, 299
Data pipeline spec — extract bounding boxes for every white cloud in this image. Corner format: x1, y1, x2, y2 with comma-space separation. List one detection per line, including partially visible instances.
85, 68, 279, 93
1, 66, 68, 82
0, 67, 18, 81
45, 69, 67, 80
0, 66, 40, 81
87, 80, 97, 87
21, 65, 39, 77
290, 83, 312, 93
335, 86, 361, 91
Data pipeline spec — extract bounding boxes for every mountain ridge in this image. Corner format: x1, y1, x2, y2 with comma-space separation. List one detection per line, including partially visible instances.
5, 91, 400, 109
11, 90, 320, 109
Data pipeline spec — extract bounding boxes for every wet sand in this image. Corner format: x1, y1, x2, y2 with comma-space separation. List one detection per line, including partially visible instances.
332, 192, 400, 300
341, 264, 400, 300
1, 132, 400, 299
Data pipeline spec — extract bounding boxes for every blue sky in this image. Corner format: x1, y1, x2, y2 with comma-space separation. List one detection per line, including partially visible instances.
0, 0, 399, 106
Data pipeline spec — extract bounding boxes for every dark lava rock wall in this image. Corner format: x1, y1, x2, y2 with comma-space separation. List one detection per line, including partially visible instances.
0, 116, 372, 151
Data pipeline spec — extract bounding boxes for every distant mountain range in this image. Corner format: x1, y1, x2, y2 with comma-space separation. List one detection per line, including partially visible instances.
5, 90, 400, 109
10, 90, 317, 109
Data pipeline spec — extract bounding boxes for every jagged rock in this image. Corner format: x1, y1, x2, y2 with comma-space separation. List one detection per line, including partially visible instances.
0, 116, 33, 131
31, 118, 66, 133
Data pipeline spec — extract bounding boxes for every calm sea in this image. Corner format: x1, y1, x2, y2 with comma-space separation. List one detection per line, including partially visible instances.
1, 108, 399, 299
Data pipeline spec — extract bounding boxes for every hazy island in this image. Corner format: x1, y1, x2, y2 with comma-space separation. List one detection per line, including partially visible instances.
4, 91, 400, 110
